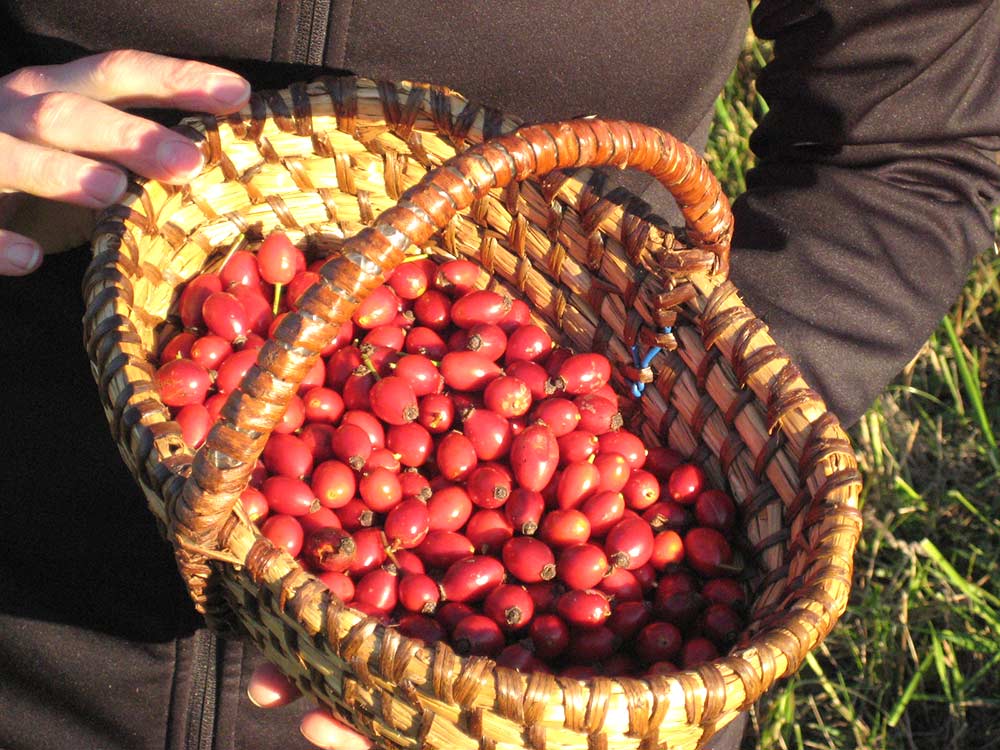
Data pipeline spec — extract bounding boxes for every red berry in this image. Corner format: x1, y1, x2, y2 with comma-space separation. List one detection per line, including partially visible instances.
156, 358, 211, 407
667, 463, 705, 503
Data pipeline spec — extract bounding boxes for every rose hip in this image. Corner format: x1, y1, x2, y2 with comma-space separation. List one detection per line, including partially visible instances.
461, 409, 511, 461
156, 358, 211, 407
465, 509, 514, 555
531, 398, 580, 437
502, 537, 557, 584
440, 555, 506, 603
415, 531, 475, 569
636, 622, 683, 663
369, 375, 418, 425
261, 514, 304, 557
427, 485, 473, 532
605, 517, 655, 570
398, 574, 441, 614
330, 423, 372, 470
684, 526, 734, 577
397, 613, 446, 644
353, 285, 400, 330
452, 614, 504, 657
529, 613, 570, 660
574, 394, 622, 435
557, 543, 609, 591
176, 403, 212, 449
347, 528, 388, 575
504, 488, 546, 535
317, 571, 355, 603
650, 529, 685, 569
694, 489, 737, 532
301, 527, 357, 572
556, 589, 611, 628
262, 476, 319, 516
539, 509, 592, 549
384, 498, 431, 549
483, 584, 535, 631
554, 353, 611, 395
509, 423, 560, 492
353, 567, 398, 613
668, 463, 705, 503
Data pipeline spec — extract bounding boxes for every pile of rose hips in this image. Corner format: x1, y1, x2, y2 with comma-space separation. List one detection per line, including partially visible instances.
155, 231, 748, 678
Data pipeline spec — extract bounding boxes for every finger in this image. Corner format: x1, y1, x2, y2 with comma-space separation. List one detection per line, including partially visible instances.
0, 229, 42, 276
246, 662, 302, 709
2, 50, 250, 113
0, 132, 127, 207
2, 91, 204, 183
300, 709, 373, 750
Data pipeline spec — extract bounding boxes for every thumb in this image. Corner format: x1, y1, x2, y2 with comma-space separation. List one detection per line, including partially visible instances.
0, 230, 41, 275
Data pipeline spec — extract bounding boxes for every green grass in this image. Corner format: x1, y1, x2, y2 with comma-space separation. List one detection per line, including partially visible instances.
707, 28, 1000, 750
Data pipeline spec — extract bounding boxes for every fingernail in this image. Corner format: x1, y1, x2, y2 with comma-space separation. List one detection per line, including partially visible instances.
4, 243, 41, 272
156, 138, 203, 179
245, 686, 264, 708
81, 164, 127, 204
207, 74, 251, 108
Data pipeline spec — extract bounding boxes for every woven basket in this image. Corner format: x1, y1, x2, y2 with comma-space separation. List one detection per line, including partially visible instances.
82, 77, 862, 750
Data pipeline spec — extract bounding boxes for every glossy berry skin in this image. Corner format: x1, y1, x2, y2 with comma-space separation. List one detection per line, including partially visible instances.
214, 348, 259, 394
504, 488, 546, 535
261, 514, 304, 558
435, 432, 478, 481
415, 531, 476, 569
352, 285, 400, 330
604, 517, 655, 571
681, 637, 719, 669
462, 409, 512, 461
465, 509, 514, 555
667, 463, 706, 503
256, 232, 301, 285
502, 537, 557, 584
439, 555, 506, 603
684, 526, 734, 577
262, 433, 314, 479
504, 325, 552, 364
557, 543, 609, 591
509, 423, 560, 492
202, 291, 249, 342
427, 486, 473, 532
450, 290, 510, 328
539, 509, 592, 549
369, 375, 419, 425
384, 498, 431, 549
359, 467, 403, 513
483, 584, 535, 631
555, 353, 612, 395
398, 574, 441, 614
353, 568, 399, 613
179, 273, 223, 330
262, 476, 319, 517
175, 403, 212, 449
156, 358, 211, 407
556, 589, 611, 628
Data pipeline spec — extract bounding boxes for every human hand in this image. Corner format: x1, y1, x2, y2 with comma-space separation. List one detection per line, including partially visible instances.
248, 662, 374, 750
0, 49, 251, 275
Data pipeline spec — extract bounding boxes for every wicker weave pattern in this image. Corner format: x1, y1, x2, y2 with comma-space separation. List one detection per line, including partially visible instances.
82, 77, 862, 750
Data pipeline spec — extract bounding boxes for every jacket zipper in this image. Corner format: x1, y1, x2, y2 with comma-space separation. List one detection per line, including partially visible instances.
292, 0, 333, 66
185, 629, 219, 750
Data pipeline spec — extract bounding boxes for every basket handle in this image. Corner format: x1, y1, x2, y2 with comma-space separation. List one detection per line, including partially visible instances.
171, 118, 733, 610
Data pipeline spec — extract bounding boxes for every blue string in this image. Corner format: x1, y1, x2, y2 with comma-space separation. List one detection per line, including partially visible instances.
629, 327, 673, 398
